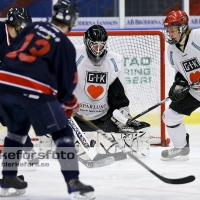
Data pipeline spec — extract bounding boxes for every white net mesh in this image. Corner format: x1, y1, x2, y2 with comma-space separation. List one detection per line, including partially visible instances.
0, 31, 166, 146
68, 31, 165, 144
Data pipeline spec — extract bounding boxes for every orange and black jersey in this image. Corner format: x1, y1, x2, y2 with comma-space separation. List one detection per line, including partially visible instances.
0, 22, 77, 103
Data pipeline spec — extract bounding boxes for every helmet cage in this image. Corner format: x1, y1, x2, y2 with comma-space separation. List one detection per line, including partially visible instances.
86, 38, 107, 59
84, 25, 108, 62
163, 24, 188, 45
163, 10, 189, 45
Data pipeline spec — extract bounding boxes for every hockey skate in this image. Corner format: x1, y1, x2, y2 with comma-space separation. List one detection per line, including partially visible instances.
24, 149, 39, 165
161, 133, 190, 161
0, 175, 24, 185
67, 179, 95, 200
0, 175, 27, 197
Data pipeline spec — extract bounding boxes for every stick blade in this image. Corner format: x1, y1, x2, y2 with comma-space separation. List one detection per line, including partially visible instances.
160, 175, 195, 184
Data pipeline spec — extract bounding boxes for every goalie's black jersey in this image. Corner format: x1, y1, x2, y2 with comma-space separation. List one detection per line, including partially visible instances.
0, 21, 77, 103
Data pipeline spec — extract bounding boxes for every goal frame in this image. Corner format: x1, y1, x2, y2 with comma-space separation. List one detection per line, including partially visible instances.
68, 30, 167, 146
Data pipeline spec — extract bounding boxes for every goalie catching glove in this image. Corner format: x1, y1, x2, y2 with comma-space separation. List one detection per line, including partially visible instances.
62, 95, 80, 118
111, 107, 150, 132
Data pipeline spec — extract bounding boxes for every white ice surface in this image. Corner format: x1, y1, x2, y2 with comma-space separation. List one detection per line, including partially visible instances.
1, 125, 200, 200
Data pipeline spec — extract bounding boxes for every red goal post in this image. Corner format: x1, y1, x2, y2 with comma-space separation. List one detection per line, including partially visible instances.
68, 30, 169, 146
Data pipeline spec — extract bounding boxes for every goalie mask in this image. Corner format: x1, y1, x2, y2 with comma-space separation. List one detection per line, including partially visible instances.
52, 0, 79, 31
84, 25, 108, 64
163, 10, 189, 45
5, 7, 32, 34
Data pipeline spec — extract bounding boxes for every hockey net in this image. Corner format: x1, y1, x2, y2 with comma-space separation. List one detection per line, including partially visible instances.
0, 30, 169, 148
68, 30, 168, 146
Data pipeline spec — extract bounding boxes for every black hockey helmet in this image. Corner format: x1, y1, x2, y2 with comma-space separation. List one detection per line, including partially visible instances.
5, 7, 32, 33
84, 25, 108, 63
52, 0, 79, 29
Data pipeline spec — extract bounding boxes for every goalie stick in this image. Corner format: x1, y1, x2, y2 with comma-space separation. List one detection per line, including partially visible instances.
76, 114, 195, 184
68, 117, 115, 168
78, 156, 114, 169
125, 78, 200, 122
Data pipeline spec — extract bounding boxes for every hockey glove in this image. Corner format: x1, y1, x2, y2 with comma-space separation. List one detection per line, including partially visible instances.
168, 79, 189, 102
126, 119, 150, 130
62, 95, 80, 118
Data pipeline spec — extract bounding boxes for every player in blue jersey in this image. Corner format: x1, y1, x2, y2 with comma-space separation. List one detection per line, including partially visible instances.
0, 7, 32, 63
0, 7, 39, 165
0, 1, 94, 199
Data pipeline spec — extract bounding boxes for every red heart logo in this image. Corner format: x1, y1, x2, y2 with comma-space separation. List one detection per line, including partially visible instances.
190, 71, 200, 85
87, 85, 104, 99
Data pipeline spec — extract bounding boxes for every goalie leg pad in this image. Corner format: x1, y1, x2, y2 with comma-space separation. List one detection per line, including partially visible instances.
74, 132, 115, 168
131, 130, 150, 157
85, 130, 150, 158
75, 131, 127, 164
111, 129, 150, 157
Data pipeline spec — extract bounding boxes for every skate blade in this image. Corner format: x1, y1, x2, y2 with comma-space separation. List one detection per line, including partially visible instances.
161, 155, 189, 161
0, 188, 26, 197
70, 191, 95, 200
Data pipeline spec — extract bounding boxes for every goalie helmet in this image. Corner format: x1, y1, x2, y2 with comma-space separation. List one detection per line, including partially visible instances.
163, 10, 189, 45
5, 7, 32, 33
84, 25, 108, 63
52, 0, 79, 30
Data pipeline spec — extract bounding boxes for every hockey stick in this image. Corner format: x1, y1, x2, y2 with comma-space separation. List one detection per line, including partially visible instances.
124, 78, 200, 122
68, 118, 115, 168
76, 114, 195, 184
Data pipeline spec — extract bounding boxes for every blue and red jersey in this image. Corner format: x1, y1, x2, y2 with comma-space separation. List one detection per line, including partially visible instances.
0, 22, 77, 103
